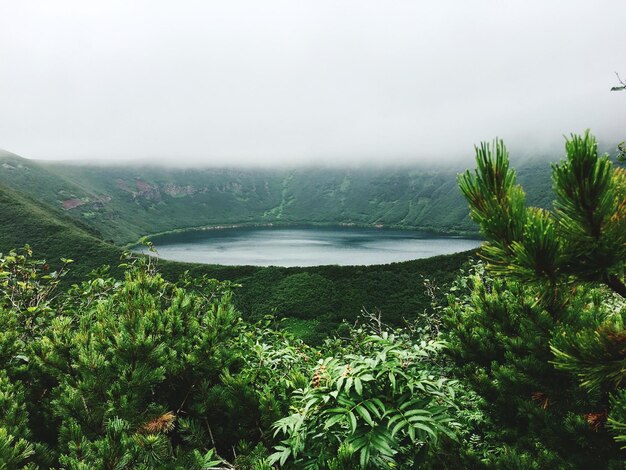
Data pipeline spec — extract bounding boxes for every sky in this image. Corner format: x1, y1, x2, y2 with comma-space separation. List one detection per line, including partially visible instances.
0, 0, 625, 166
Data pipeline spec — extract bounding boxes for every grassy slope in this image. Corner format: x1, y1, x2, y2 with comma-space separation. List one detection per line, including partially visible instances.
0, 182, 123, 282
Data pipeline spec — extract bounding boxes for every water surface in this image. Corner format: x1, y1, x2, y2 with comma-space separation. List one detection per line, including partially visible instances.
140, 226, 480, 266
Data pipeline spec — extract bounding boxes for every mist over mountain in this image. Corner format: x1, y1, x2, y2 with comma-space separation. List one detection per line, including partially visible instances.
1, 0, 624, 166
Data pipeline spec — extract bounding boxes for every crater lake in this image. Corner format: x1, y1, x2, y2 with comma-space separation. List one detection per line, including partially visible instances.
137, 226, 480, 267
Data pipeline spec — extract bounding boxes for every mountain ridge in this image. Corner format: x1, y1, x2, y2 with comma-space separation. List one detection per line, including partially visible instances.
0, 151, 555, 246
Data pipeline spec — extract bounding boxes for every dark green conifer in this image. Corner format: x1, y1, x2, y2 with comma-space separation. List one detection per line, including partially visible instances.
448, 131, 626, 466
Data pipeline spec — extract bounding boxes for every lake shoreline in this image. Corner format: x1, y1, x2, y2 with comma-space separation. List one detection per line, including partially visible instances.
131, 225, 482, 267
125, 221, 481, 249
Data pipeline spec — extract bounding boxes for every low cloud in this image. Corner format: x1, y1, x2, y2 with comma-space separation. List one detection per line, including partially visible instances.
1, 0, 624, 166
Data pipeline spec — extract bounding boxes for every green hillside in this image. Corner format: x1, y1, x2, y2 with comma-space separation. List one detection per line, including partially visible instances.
156, 250, 473, 343
2, 149, 561, 341
0, 150, 548, 338
0, 153, 554, 245
0, 180, 123, 281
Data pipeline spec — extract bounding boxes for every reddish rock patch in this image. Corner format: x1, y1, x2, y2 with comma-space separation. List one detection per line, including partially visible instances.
63, 198, 84, 210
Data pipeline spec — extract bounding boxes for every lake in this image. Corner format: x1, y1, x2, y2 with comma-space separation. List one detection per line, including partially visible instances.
138, 226, 480, 267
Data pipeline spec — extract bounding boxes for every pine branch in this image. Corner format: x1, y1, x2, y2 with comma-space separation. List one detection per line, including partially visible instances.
611, 72, 626, 91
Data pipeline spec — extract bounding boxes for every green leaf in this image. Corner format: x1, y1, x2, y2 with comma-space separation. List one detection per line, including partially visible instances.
356, 404, 375, 427
346, 377, 353, 394
371, 398, 386, 415
363, 400, 382, 419
389, 372, 396, 391
354, 378, 363, 396
349, 411, 358, 433
391, 419, 406, 438
371, 431, 395, 457
359, 445, 370, 468
337, 376, 345, 392
324, 414, 345, 429
410, 422, 437, 440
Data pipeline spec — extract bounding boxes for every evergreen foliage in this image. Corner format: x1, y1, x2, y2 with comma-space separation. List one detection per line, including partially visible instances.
448, 131, 626, 467
458, 131, 626, 299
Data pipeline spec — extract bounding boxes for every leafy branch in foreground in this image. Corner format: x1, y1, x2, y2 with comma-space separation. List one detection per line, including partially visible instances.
270, 329, 457, 469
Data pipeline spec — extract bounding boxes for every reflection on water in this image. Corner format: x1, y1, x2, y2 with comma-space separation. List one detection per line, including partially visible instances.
136, 226, 480, 267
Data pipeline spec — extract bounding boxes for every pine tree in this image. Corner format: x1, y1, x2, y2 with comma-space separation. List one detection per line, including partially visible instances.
450, 130, 626, 465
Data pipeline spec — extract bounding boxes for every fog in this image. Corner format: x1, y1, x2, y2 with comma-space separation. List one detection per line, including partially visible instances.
1, 0, 625, 166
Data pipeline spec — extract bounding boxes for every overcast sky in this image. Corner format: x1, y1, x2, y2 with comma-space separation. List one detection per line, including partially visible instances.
1, 0, 625, 166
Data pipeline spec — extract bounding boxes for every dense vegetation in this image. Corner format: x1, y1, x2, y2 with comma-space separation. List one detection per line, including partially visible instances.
0, 248, 465, 468
1, 132, 625, 468
159, 250, 472, 344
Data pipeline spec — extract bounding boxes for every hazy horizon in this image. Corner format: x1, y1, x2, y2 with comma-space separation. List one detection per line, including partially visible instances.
0, 145, 574, 170
1, 1, 625, 166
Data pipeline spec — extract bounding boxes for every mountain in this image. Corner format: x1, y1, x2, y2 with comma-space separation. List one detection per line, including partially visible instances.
0, 153, 554, 245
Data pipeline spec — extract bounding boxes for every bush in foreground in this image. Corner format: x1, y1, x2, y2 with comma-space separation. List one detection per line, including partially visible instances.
0, 248, 460, 468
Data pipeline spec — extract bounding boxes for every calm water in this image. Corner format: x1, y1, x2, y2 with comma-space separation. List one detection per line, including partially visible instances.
138, 226, 480, 267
